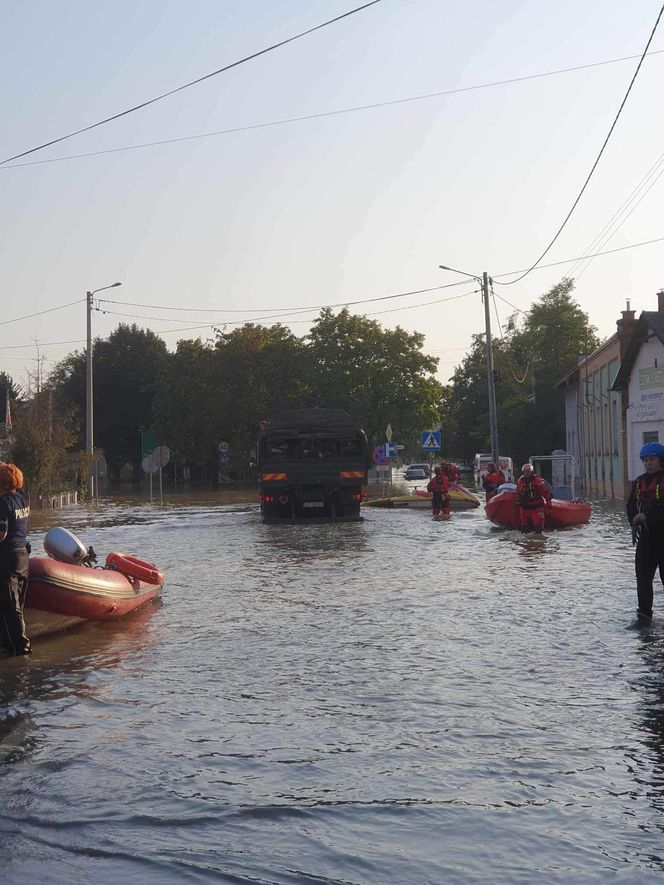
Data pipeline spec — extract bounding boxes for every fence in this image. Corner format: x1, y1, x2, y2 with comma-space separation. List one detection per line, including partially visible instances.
38, 491, 79, 509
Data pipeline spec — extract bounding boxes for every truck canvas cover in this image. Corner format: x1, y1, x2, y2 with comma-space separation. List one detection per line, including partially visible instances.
264, 409, 359, 435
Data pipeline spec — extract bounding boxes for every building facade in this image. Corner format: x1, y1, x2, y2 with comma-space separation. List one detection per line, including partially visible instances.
612, 292, 664, 487
556, 303, 636, 498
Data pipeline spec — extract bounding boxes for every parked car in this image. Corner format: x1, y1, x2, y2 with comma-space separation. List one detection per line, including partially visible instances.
404, 467, 428, 481
407, 463, 432, 477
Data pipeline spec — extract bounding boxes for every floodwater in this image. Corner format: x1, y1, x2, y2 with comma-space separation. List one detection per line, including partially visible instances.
2, 489, 664, 883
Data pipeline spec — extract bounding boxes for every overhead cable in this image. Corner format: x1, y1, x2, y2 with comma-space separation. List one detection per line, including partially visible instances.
95, 279, 473, 315
494, 1, 664, 287
0, 298, 85, 328
4, 48, 663, 170
0, 0, 384, 166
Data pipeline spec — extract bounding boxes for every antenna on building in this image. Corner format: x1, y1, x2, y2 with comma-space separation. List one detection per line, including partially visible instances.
626, 299, 631, 312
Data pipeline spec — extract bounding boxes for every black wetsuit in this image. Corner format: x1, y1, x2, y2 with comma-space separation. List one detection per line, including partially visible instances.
627, 472, 664, 619
0, 488, 31, 655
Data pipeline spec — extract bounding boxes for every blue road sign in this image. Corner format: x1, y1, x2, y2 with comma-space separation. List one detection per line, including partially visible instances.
385, 442, 398, 458
420, 430, 442, 451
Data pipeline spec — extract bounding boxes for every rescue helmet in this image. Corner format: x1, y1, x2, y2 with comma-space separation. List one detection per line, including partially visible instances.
640, 442, 664, 461
521, 463, 534, 473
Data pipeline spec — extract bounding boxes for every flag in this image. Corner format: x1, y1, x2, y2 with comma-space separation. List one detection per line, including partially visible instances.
5, 391, 12, 432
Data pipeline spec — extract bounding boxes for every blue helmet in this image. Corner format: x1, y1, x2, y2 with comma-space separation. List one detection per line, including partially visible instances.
639, 442, 664, 461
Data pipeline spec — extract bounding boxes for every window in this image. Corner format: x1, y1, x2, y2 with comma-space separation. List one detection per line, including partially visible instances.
643, 431, 660, 445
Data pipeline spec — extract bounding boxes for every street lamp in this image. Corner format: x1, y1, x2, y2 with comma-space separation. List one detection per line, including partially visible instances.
86, 282, 122, 497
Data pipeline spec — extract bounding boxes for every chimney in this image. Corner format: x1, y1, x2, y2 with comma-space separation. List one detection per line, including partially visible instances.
616, 298, 637, 358
658, 289, 664, 312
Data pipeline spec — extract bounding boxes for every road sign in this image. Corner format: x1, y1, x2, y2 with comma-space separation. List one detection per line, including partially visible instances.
385, 442, 397, 458
385, 424, 393, 442
218, 441, 230, 453
218, 451, 231, 463
152, 445, 170, 468
142, 454, 159, 474
420, 430, 442, 451
372, 446, 389, 465
141, 430, 156, 458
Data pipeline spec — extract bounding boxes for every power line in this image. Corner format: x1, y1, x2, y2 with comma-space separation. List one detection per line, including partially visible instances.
2, 234, 661, 337
493, 233, 664, 280
4, 48, 664, 170
0, 1, 384, 166
571, 150, 664, 280
96, 279, 472, 315
0, 298, 85, 328
0, 338, 85, 351
494, 2, 664, 287
94, 232, 664, 329
95, 287, 479, 330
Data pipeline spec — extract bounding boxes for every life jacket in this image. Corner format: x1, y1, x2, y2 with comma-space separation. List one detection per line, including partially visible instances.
516, 475, 549, 509
635, 472, 664, 518
427, 474, 449, 497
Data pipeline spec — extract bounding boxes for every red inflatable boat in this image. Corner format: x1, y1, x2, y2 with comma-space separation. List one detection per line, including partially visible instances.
485, 488, 591, 530
24, 528, 165, 638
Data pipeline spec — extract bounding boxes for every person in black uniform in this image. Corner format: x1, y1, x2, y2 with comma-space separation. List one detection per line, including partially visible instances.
0, 462, 31, 655
627, 442, 664, 628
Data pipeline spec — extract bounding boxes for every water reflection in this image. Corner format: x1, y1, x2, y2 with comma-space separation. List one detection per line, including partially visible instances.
0, 604, 160, 766
635, 634, 664, 831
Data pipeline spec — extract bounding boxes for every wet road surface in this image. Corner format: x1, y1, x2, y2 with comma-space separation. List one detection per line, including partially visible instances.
2, 492, 664, 883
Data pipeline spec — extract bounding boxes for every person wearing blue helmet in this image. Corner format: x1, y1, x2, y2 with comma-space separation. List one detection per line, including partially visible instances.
626, 441, 664, 628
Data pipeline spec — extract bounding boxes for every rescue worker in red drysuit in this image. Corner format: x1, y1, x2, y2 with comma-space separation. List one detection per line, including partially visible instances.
441, 461, 461, 483
482, 462, 506, 502
626, 442, 664, 628
427, 466, 451, 519
516, 463, 550, 533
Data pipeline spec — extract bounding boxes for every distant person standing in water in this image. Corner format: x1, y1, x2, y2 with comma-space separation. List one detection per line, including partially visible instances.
516, 463, 550, 534
482, 462, 506, 502
427, 466, 451, 520
0, 463, 31, 656
626, 443, 664, 628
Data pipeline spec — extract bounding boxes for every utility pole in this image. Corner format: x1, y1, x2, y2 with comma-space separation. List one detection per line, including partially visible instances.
86, 291, 94, 498
482, 272, 500, 467
85, 282, 122, 501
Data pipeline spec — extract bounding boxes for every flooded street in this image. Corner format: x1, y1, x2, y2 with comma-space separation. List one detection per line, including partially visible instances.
2, 492, 664, 882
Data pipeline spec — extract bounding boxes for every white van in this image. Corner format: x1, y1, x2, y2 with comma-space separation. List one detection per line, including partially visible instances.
474, 453, 514, 485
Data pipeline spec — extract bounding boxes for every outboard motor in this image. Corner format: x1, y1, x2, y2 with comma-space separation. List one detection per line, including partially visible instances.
44, 527, 95, 565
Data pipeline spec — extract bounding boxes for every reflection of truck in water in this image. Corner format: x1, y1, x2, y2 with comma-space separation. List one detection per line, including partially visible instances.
258, 409, 369, 523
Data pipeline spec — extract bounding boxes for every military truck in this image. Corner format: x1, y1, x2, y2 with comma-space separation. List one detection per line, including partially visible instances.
257, 408, 369, 523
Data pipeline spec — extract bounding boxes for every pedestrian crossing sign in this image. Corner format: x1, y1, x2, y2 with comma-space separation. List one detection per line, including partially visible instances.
420, 430, 442, 451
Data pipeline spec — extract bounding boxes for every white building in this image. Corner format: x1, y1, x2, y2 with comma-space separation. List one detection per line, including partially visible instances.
612, 292, 664, 482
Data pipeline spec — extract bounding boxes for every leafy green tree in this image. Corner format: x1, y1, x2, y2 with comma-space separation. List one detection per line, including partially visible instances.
442, 279, 599, 466
306, 308, 443, 444
9, 388, 77, 495
153, 324, 308, 479
51, 324, 169, 482
152, 338, 219, 469
504, 278, 599, 464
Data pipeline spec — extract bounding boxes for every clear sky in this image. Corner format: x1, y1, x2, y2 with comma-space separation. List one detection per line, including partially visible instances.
2, 0, 664, 392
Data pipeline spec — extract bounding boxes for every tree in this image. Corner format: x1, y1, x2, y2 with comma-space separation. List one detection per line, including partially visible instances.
9, 387, 78, 496
51, 324, 169, 482
504, 278, 599, 464
442, 279, 599, 466
306, 308, 443, 444
153, 324, 308, 479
